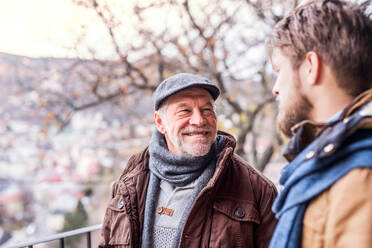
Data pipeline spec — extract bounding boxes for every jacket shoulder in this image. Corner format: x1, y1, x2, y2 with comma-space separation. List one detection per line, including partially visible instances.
108, 148, 149, 197
118, 147, 149, 180
231, 153, 277, 192
216, 153, 278, 205
306, 167, 372, 214
328, 167, 372, 198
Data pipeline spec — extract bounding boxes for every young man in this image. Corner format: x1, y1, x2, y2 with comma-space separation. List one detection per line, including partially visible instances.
266, 0, 372, 247
99, 73, 277, 247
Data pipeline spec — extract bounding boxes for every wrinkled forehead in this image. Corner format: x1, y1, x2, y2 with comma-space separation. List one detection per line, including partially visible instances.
167, 87, 214, 104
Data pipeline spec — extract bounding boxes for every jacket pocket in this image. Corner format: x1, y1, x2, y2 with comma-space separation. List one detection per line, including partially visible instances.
210, 197, 260, 248
105, 194, 131, 246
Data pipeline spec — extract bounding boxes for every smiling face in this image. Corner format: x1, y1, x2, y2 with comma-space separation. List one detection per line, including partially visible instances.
155, 87, 217, 157
271, 48, 313, 137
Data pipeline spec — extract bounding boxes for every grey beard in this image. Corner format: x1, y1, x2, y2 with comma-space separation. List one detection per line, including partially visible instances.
164, 124, 215, 157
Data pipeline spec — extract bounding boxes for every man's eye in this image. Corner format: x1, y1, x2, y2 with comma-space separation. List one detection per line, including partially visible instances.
202, 108, 215, 115
178, 109, 190, 113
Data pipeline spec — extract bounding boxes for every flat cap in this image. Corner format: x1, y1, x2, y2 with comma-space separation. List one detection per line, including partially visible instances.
153, 73, 220, 111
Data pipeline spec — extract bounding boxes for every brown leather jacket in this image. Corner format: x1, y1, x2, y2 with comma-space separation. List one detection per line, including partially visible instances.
99, 131, 277, 247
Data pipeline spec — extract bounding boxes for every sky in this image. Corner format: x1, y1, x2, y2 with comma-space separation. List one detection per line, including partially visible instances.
0, 0, 300, 60
0, 0, 116, 58
0, 0, 178, 59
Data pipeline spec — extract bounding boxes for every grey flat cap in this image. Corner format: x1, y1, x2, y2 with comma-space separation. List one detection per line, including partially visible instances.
153, 73, 220, 110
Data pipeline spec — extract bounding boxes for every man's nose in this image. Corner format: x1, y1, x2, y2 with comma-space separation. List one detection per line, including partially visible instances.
189, 109, 206, 126
272, 83, 279, 96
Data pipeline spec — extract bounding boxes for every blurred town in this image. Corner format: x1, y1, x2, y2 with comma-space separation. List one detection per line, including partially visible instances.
0, 52, 155, 246
0, 0, 298, 247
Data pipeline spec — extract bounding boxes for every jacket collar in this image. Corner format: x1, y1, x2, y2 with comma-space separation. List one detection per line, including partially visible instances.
284, 89, 372, 162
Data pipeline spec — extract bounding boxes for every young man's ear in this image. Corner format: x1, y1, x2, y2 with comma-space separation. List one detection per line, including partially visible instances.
154, 112, 166, 134
302, 51, 321, 86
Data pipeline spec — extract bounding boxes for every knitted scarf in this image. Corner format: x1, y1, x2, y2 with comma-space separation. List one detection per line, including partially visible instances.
141, 130, 224, 248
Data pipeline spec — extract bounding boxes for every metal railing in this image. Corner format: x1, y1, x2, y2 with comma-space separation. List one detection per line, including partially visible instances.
7, 224, 102, 248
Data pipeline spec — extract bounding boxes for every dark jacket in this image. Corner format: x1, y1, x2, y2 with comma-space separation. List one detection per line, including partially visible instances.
100, 131, 277, 247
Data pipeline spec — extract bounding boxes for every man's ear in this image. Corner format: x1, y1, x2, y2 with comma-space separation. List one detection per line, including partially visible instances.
154, 112, 166, 134
302, 51, 321, 86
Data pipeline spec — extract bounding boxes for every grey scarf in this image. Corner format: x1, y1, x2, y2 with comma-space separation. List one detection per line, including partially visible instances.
141, 130, 224, 248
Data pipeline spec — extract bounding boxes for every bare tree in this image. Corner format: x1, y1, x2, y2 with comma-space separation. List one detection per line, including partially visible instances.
18, 0, 300, 171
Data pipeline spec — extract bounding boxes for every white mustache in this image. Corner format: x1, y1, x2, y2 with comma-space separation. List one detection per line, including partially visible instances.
181, 126, 213, 133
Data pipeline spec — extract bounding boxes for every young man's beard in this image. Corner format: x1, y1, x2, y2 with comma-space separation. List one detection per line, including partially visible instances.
278, 93, 313, 138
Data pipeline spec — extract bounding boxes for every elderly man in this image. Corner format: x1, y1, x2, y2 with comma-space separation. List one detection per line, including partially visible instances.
266, 1, 372, 248
99, 73, 277, 247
